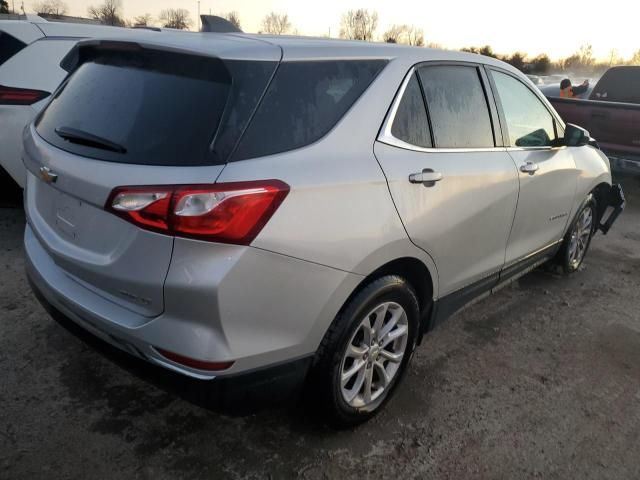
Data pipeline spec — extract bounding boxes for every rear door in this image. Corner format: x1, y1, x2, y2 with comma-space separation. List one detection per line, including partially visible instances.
24, 40, 279, 317
487, 68, 578, 265
375, 63, 519, 296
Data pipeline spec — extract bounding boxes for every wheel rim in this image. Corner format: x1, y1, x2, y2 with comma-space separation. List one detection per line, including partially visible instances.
568, 206, 593, 270
339, 301, 409, 409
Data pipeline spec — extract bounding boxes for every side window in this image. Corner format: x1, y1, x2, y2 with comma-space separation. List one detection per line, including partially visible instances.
232, 60, 387, 161
491, 71, 556, 147
390, 73, 432, 148
417, 65, 495, 148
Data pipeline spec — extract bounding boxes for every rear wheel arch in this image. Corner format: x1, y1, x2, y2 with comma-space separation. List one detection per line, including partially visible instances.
345, 257, 434, 322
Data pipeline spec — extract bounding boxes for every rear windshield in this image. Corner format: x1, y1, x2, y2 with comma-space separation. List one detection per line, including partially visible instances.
0, 31, 27, 66
232, 59, 387, 161
591, 67, 640, 104
36, 47, 276, 166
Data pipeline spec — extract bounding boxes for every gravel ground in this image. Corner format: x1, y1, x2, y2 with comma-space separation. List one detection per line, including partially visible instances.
1, 174, 639, 480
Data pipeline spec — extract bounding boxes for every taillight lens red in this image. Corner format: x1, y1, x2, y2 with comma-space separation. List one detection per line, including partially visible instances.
106, 180, 289, 245
0, 84, 50, 105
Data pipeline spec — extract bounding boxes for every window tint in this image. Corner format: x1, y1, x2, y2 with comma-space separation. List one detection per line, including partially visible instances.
591, 67, 640, 104
391, 73, 432, 148
0, 31, 27, 66
36, 49, 264, 166
418, 65, 494, 148
491, 70, 555, 147
233, 60, 387, 161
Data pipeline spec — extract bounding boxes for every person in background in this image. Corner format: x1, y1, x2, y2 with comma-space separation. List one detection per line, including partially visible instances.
560, 78, 590, 98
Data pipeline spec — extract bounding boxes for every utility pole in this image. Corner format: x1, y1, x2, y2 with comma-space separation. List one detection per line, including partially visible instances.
197, 1, 200, 31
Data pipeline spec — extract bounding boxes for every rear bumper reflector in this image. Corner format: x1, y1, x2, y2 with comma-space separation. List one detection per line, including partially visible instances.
155, 347, 234, 371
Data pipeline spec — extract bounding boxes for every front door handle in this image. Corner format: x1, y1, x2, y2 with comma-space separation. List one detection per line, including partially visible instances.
409, 168, 443, 187
520, 161, 539, 175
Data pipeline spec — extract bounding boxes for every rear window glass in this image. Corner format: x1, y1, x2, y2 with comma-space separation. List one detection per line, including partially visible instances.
591, 68, 640, 104
36, 48, 274, 166
232, 59, 387, 161
418, 65, 495, 148
391, 73, 432, 148
0, 31, 27, 66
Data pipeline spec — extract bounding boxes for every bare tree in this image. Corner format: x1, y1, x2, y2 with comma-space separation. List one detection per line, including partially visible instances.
339, 9, 378, 41
261, 12, 291, 35
33, 0, 67, 17
563, 44, 595, 71
0, 0, 9, 14
406, 26, 424, 47
133, 13, 153, 26
224, 11, 241, 30
88, 0, 124, 26
383, 24, 424, 46
160, 8, 192, 30
631, 50, 640, 66
383, 24, 406, 43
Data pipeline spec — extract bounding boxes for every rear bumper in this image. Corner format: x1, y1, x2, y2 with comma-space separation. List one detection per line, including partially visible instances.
598, 183, 625, 235
29, 275, 313, 403
25, 223, 361, 380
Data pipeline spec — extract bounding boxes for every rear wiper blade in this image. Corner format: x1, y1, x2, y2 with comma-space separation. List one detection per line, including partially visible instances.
55, 126, 127, 154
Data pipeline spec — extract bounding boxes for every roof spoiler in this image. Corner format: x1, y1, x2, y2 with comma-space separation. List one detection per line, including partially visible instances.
200, 15, 242, 33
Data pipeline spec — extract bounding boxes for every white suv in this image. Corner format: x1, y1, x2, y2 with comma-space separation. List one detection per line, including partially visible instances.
0, 17, 162, 190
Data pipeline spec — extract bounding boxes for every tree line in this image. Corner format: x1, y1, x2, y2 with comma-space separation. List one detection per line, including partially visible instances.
24, 1, 640, 71
462, 44, 640, 75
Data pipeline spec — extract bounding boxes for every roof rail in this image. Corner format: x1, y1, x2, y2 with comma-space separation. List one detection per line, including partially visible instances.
200, 15, 242, 33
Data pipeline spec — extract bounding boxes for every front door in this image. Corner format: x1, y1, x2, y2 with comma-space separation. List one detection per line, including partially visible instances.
487, 69, 579, 265
375, 64, 519, 296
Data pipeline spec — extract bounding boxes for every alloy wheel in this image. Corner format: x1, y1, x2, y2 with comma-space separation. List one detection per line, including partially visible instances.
339, 301, 409, 408
568, 206, 593, 270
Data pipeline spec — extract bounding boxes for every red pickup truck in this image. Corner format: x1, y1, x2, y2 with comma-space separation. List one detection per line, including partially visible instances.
547, 66, 640, 172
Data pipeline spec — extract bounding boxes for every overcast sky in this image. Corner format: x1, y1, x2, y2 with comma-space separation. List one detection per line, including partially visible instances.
20, 0, 640, 60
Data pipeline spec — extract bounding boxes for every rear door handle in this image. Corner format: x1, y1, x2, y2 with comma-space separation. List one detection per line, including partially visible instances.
409, 169, 443, 187
520, 161, 539, 175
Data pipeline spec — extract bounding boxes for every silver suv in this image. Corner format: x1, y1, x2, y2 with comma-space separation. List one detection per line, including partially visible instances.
24, 33, 624, 425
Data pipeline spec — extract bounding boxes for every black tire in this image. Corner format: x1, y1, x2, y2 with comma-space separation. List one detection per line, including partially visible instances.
557, 195, 597, 275
309, 275, 420, 427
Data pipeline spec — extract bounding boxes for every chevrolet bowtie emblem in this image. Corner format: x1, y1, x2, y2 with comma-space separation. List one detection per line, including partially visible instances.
39, 166, 58, 184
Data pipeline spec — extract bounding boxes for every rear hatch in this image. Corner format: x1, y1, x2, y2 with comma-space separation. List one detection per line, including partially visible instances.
24, 37, 280, 317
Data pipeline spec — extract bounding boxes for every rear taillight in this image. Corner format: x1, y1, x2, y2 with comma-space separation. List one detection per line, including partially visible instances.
106, 180, 289, 245
0, 84, 50, 105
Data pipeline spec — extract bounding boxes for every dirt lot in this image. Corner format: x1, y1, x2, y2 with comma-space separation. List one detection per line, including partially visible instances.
1, 174, 639, 480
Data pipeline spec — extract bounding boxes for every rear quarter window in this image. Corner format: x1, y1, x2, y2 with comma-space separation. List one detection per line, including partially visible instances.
232, 59, 387, 161
0, 31, 27, 66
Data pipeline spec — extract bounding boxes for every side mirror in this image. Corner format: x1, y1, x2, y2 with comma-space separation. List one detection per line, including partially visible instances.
564, 123, 590, 147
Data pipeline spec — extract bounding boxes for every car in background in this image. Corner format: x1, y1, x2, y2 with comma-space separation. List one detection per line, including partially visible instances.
23, 33, 624, 425
538, 77, 595, 99
545, 66, 640, 172
526, 74, 543, 85
0, 16, 161, 194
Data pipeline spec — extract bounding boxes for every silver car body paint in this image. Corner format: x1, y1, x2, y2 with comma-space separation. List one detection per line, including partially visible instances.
23, 32, 614, 380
